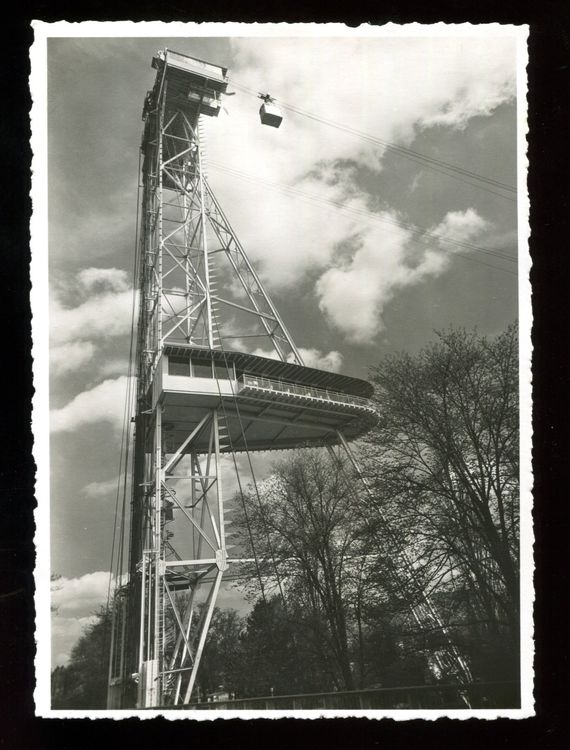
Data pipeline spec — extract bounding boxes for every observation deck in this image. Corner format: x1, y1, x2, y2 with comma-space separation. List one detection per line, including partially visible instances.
150, 345, 378, 453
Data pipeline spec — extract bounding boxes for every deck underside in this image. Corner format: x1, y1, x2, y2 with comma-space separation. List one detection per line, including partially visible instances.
158, 387, 378, 453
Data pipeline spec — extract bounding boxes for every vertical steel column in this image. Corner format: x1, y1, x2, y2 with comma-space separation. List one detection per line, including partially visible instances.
106, 592, 118, 707
213, 410, 226, 565
151, 407, 163, 705
138, 553, 146, 672
197, 119, 214, 350
183, 568, 224, 703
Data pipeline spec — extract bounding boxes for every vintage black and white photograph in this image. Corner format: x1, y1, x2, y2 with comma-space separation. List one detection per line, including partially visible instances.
31, 22, 531, 717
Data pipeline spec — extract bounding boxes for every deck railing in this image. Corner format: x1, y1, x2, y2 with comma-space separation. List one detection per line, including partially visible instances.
238, 374, 376, 412
166, 681, 520, 711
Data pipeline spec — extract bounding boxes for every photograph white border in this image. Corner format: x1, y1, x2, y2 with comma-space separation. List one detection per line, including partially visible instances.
31, 20, 532, 720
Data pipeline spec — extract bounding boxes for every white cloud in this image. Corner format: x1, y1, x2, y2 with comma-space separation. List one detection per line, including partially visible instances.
49, 268, 135, 375
50, 340, 95, 375
83, 475, 124, 500
77, 267, 129, 293
50, 376, 132, 433
249, 345, 343, 372
316, 219, 412, 342
51, 288, 134, 347
51, 571, 111, 667
430, 207, 489, 244
204, 36, 515, 293
52, 614, 100, 667
51, 570, 110, 617
419, 71, 515, 130
226, 36, 515, 170
316, 208, 489, 341
297, 348, 343, 372
97, 357, 131, 377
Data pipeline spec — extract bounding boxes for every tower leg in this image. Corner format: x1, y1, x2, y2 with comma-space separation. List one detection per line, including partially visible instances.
133, 408, 229, 707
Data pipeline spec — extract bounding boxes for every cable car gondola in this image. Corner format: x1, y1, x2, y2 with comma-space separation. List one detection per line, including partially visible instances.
258, 93, 283, 128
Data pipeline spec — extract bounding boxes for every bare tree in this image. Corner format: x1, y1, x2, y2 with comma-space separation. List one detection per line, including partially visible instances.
363, 324, 519, 680
235, 450, 372, 691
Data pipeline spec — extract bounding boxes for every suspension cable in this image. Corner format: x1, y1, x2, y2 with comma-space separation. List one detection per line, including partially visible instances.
227, 78, 517, 198
107, 150, 142, 608
207, 161, 517, 278
106, 150, 143, 697
210, 312, 289, 608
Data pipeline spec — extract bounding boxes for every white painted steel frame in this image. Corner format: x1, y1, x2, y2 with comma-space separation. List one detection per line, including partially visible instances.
113, 64, 308, 705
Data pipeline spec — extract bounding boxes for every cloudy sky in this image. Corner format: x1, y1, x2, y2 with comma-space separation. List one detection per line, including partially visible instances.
42, 26, 522, 666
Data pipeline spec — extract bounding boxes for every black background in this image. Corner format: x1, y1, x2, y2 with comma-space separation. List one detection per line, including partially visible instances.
1, 2, 568, 747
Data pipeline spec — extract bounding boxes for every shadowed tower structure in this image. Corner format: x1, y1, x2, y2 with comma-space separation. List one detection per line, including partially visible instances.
107, 49, 471, 709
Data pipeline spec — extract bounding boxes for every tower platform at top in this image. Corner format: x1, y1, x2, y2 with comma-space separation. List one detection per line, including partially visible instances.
149, 345, 379, 453
145, 48, 229, 119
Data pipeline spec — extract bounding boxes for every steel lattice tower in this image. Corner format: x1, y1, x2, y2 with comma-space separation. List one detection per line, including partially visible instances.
107, 49, 471, 710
